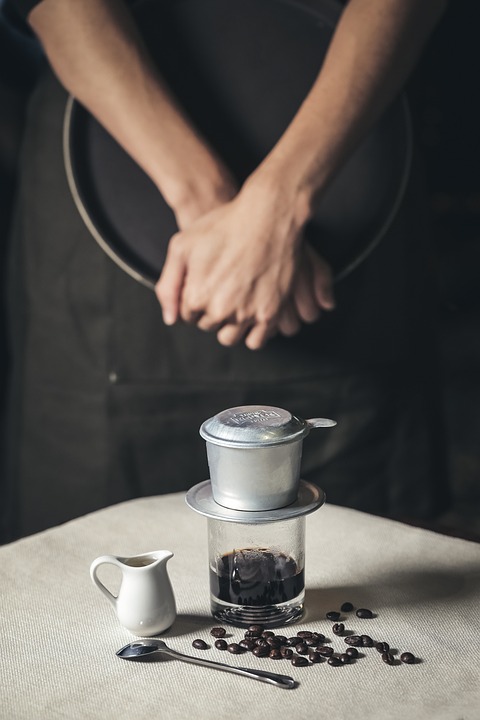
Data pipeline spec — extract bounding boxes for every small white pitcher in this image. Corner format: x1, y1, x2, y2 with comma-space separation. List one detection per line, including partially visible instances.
90, 550, 176, 636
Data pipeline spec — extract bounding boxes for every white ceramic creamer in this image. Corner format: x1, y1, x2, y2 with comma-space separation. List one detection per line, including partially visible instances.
90, 550, 176, 636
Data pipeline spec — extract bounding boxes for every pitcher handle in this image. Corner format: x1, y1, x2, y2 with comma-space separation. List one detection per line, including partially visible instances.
90, 555, 124, 609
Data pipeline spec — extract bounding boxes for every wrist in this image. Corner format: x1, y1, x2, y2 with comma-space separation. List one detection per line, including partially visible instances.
153, 152, 237, 227
245, 157, 317, 234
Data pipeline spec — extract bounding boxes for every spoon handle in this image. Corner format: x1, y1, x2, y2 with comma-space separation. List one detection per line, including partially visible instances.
162, 647, 296, 688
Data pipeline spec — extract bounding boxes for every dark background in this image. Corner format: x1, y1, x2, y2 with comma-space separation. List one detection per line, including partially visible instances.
1, 1, 479, 537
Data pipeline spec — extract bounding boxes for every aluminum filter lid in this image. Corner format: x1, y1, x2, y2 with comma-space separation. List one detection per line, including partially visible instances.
199, 405, 310, 449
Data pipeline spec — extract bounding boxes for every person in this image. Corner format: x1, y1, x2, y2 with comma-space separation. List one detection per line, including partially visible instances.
1, 0, 448, 541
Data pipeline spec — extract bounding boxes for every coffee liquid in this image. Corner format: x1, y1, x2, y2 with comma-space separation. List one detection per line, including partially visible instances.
210, 548, 304, 607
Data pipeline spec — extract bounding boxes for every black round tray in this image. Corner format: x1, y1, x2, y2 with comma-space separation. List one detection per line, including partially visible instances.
63, 0, 412, 288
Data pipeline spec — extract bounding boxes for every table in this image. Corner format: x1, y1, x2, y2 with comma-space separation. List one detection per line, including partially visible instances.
1, 492, 479, 719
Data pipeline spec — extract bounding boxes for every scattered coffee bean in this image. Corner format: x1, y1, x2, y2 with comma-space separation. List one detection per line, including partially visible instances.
286, 636, 302, 646
295, 642, 309, 655
275, 635, 288, 645
311, 633, 325, 643
375, 641, 389, 653
328, 656, 343, 666
382, 652, 395, 665
227, 643, 245, 654
326, 611, 341, 621
361, 635, 374, 647
210, 627, 226, 638
269, 648, 283, 659
253, 644, 270, 658
317, 646, 334, 657
339, 653, 351, 664
356, 608, 373, 619
333, 623, 345, 636
292, 655, 310, 667
247, 624, 264, 636
262, 631, 274, 639
297, 631, 313, 638
255, 638, 269, 648
192, 639, 209, 650
341, 602, 354, 612
305, 636, 319, 646
400, 652, 416, 664
344, 635, 362, 646
281, 647, 294, 659
214, 639, 228, 650
345, 647, 359, 659
239, 639, 256, 651
266, 636, 282, 647
308, 651, 323, 663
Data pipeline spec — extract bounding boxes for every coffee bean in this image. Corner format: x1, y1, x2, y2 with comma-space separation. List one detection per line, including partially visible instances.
344, 635, 362, 646
192, 639, 209, 650
345, 647, 359, 659
375, 641, 389, 653
281, 647, 294, 659
266, 636, 282, 647
308, 651, 322, 663
328, 656, 343, 666
262, 631, 274, 638
291, 655, 310, 667
295, 642, 309, 655
311, 633, 325, 643
341, 602, 354, 612
333, 623, 345, 635
400, 652, 416, 664
227, 643, 245, 654
247, 624, 264, 636
356, 608, 373, 619
304, 636, 319, 646
255, 638, 269, 648
253, 644, 270, 658
269, 648, 283, 659
210, 627, 226, 638
339, 653, 351, 664
297, 631, 313, 638
361, 635, 374, 647
215, 639, 228, 650
382, 652, 395, 665
239, 639, 256, 651
286, 636, 302, 646
326, 611, 341, 621
317, 646, 334, 657
275, 635, 288, 645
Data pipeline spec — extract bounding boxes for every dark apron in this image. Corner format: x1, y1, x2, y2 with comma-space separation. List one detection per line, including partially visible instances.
2, 66, 449, 540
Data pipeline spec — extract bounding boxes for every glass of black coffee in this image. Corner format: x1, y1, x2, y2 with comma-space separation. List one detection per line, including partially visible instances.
208, 517, 305, 627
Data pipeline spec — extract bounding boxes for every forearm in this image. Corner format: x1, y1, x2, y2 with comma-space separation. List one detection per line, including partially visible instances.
255, 0, 447, 222
28, 0, 231, 214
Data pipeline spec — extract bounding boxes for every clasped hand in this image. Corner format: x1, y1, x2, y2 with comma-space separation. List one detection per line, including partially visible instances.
155, 177, 335, 350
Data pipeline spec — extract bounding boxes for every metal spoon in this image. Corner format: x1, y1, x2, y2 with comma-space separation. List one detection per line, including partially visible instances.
116, 639, 296, 689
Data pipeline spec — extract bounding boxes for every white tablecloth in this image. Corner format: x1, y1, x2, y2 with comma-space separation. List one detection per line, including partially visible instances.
1, 493, 479, 720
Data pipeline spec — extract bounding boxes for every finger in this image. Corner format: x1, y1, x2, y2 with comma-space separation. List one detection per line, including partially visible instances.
292, 264, 321, 324
217, 322, 250, 347
307, 245, 336, 310
277, 302, 301, 337
245, 321, 273, 350
155, 236, 187, 325
197, 314, 222, 332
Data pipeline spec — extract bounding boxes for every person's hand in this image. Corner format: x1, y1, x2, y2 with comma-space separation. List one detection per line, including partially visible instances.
156, 175, 335, 349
